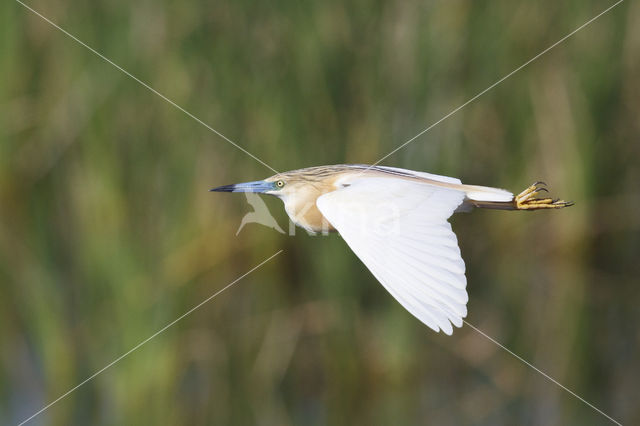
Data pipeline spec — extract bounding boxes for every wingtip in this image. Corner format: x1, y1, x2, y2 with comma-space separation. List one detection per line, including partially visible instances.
441, 322, 454, 336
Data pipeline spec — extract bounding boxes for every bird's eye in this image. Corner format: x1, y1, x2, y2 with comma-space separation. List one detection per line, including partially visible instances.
276, 180, 285, 188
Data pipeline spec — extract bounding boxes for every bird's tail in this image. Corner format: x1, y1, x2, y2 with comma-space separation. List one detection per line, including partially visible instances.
459, 182, 574, 211
460, 184, 516, 210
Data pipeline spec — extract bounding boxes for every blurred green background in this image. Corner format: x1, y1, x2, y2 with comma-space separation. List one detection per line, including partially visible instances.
2, 0, 639, 424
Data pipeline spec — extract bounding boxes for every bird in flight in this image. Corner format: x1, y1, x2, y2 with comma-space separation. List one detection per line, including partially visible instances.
211, 165, 573, 335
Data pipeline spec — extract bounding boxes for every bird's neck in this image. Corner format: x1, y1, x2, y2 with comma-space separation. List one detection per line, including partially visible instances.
281, 188, 336, 233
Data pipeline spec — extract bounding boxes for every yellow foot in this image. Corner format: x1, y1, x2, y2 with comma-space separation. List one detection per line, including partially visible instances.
514, 181, 574, 210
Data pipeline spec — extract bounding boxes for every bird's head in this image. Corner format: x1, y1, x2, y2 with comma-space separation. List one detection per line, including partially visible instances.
210, 168, 338, 232
209, 172, 315, 201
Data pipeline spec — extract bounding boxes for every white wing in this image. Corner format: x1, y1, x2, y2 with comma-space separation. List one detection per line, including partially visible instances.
316, 177, 468, 335
373, 165, 462, 185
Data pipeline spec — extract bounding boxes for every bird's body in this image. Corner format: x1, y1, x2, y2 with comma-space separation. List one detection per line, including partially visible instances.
251, 164, 518, 233
211, 164, 572, 335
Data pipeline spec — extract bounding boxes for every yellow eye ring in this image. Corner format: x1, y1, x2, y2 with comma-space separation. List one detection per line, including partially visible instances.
276, 180, 285, 188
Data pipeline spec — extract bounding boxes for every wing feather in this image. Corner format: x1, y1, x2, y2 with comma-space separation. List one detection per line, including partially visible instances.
317, 177, 468, 335
374, 165, 462, 185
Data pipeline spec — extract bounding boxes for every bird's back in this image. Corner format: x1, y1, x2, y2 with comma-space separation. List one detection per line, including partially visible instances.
276, 165, 464, 233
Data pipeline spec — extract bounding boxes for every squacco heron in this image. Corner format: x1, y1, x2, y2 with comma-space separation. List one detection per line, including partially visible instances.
211, 165, 573, 335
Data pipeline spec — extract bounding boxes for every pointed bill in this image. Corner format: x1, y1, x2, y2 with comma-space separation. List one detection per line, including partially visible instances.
209, 180, 275, 193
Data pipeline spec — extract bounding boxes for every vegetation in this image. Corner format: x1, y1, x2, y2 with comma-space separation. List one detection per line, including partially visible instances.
1, 0, 638, 424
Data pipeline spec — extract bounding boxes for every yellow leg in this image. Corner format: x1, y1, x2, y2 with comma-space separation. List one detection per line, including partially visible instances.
514, 182, 574, 210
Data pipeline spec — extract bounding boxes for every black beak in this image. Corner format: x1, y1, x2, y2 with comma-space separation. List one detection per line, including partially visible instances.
209, 180, 274, 193
209, 184, 237, 192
